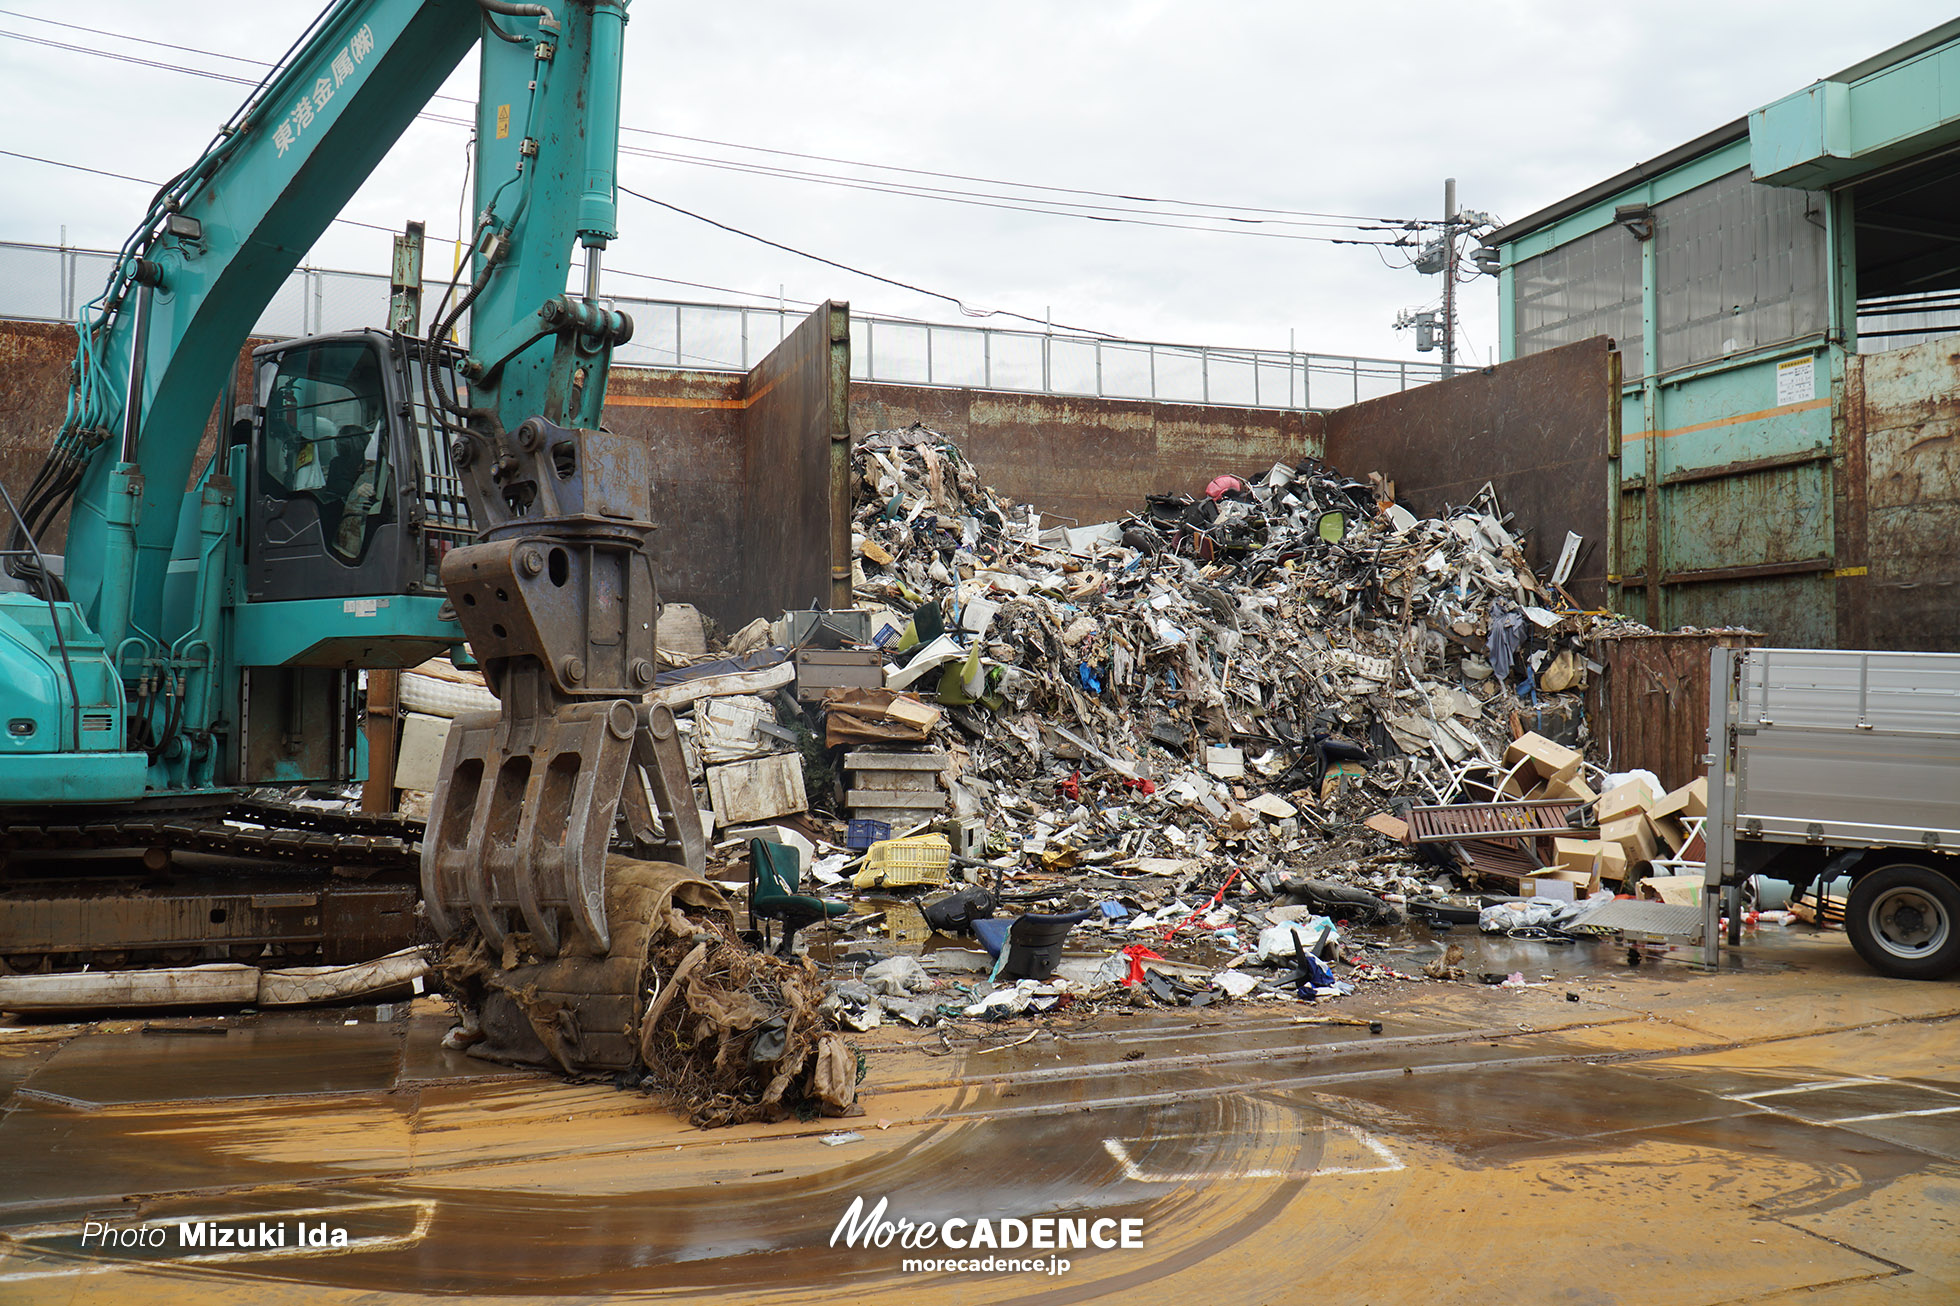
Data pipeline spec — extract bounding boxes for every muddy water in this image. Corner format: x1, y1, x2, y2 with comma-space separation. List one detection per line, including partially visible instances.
0, 1025, 1307, 1296
2, 935, 1954, 1300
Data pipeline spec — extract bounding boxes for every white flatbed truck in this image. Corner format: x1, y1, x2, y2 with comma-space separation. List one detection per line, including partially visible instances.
1703, 646, 1960, 979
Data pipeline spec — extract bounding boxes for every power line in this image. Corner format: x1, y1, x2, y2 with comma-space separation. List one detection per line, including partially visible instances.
0, 7, 268, 67
0, 26, 1410, 245
347, 105, 1423, 244
0, 146, 892, 316
0, 27, 258, 84
618, 125, 1418, 226
616, 143, 1412, 237
0, 147, 154, 188
621, 186, 1121, 336
0, 9, 1431, 232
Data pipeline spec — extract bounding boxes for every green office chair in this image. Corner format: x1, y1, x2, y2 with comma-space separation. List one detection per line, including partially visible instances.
747, 839, 848, 956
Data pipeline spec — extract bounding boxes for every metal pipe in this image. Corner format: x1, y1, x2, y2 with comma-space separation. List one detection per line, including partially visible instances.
0, 474, 83, 748
575, 0, 625, 246
1640, 224, 1662, 628
584, 245, 603, 301
1442, 177, 1457, 378
119, 273, 155, 463
479, 12, 530, 43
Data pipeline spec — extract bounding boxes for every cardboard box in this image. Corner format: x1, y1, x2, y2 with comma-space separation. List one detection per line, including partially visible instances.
1638, 875, 1702, 906
1596, 778, 1657, 824
1553, 837, 1605, 873
1600, 813, 1660, 864
1595, 841, 1629, 884
1651, 814, 1691, 856
1522, 874, 1582, 901
1543, 773, 1598, 804
1364, 812, 1410, 842
1650, 776, 1709, 821
1503, 732, 1583, 784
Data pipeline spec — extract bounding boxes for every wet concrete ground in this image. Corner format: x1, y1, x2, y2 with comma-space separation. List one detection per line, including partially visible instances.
0, 926, 1956, 1303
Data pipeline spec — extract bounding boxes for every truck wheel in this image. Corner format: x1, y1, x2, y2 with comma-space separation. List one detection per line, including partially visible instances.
1846, 863, 1960, 980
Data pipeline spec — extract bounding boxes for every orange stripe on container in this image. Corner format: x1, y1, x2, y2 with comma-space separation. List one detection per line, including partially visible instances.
606, 394, 749, 410
1624, 396, 1830, 443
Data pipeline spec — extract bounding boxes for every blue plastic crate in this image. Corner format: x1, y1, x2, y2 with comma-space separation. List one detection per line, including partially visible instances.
845, 819, 892, 850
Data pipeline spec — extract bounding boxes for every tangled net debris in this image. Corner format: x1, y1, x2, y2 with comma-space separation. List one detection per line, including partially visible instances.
437, 856, 861, 1127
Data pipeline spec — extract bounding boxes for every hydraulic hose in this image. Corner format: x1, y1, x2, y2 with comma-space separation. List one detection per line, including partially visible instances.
477, 0, 558, 24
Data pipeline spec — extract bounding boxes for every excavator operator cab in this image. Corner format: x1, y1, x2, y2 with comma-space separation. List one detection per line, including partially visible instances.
245, 330, 473, 603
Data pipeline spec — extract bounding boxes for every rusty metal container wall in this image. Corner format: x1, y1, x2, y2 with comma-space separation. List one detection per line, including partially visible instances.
601, 367, 748, 628
739, 301, 849, 622
604, 302, 850, 632
0, 321, 79, 501
1, 320, 253, 550
850, 385, 1323, 526
1321, 337, 1614, 606
1614, 344, 1839, 646
1843, 335, 1960, 651
1585, 629, 1763, 790
0, 315, 849, 638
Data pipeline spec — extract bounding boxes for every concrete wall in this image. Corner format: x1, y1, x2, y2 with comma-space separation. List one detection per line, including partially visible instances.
851, 384, 1324, 526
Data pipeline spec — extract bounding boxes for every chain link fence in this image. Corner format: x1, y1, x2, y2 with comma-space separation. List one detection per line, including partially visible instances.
1, 240, 1441, 410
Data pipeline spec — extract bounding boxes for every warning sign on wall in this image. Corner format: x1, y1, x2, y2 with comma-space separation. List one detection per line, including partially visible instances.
1775, 356, 1816, 406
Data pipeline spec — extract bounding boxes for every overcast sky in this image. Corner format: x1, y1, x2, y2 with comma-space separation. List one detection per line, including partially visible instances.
2, 2, 1953, 367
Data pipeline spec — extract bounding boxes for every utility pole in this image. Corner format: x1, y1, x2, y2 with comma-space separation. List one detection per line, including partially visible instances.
1441, 178, 1457, 378
1398, 179, 1494, 365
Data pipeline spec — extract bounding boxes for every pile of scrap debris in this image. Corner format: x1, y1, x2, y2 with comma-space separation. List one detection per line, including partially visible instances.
378, 419, 1732, 1074
836, 423, 1604, 880
386, 422, 1661, 1046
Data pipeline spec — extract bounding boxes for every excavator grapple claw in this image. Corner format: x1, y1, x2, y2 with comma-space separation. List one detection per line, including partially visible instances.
420, 419, 704, 964
422, 697, 636, 956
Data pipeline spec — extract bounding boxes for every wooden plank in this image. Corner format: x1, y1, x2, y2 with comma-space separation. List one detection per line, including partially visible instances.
851, 807, 932, 827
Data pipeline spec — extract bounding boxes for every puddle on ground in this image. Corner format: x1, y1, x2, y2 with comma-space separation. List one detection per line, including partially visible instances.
0, 1068, 1297, 1296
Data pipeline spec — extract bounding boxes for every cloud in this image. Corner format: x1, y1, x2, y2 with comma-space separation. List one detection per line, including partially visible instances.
3, 0, 1952, 367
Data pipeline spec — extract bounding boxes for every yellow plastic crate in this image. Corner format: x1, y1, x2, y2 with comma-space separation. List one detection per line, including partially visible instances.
852, 833, 952, 888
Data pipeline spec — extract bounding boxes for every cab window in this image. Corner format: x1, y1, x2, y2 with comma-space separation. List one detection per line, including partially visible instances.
259, 342, 394, 564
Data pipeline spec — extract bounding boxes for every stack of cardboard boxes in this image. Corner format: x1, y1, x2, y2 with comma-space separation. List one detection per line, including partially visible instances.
1501, 732, 1708, 898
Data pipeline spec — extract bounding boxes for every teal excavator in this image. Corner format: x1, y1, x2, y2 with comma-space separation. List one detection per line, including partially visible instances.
0, 0, 705, 1046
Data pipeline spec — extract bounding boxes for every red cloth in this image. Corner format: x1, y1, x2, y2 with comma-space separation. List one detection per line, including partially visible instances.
1120, 944, 1164, 987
